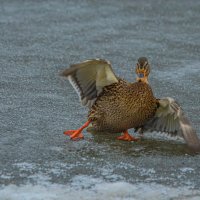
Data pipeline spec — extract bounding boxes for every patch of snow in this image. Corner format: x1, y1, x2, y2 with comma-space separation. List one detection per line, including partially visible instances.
0, 175, 200, 200
13, 163, 37, 171
0, 174, 13, 180
180, 167, 194, 173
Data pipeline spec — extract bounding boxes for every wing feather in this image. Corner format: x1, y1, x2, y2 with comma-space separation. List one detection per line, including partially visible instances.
61, 59, 118, 107
142, 97, 200, 152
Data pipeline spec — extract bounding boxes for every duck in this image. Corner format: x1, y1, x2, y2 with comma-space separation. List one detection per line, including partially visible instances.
61, 57, 200, 152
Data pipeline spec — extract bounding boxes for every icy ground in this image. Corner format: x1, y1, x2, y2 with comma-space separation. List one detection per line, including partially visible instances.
1, 0, 200, 199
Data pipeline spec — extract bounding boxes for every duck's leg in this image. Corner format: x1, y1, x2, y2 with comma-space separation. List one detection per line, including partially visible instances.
117, 130, 139, 141
63, 120, 91, 140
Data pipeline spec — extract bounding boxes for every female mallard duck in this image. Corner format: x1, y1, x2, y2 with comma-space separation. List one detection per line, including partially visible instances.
61, 57, 200, 152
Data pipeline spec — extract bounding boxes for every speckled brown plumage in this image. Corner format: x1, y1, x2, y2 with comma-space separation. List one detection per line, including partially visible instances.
61, 58, 200, 152
88, 78, 158, 133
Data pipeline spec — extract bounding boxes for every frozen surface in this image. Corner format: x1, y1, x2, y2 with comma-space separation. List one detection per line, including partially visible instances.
0, 0, 200, 199
1, 175, 200, 200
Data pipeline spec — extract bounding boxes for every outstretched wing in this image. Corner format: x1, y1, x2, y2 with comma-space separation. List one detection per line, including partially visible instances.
60, 59, 118, 107
142, 97, 200, 152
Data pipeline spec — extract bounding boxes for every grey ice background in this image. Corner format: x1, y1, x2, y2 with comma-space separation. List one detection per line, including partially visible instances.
0, 0, 200, 199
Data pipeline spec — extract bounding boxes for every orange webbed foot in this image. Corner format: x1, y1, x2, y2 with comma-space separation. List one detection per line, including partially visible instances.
63, 130, 76, 136
63, 120, 91, 141
117, 130, 139, 141
63, 130, 84, 140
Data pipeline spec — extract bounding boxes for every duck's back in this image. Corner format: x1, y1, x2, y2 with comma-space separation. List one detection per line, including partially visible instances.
88, 79, 158, 133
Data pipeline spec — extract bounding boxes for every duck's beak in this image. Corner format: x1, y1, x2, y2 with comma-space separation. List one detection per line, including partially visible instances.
138, 73, 144, 78
136, 72, 148, 84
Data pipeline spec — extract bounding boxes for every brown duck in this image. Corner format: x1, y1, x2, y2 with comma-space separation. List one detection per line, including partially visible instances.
61, 57, 200, 152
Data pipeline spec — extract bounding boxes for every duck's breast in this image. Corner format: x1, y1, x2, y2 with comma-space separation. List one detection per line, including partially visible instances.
89, 81, 157, 133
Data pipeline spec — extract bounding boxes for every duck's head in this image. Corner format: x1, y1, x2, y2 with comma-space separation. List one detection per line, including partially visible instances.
135, 57, 150, 84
